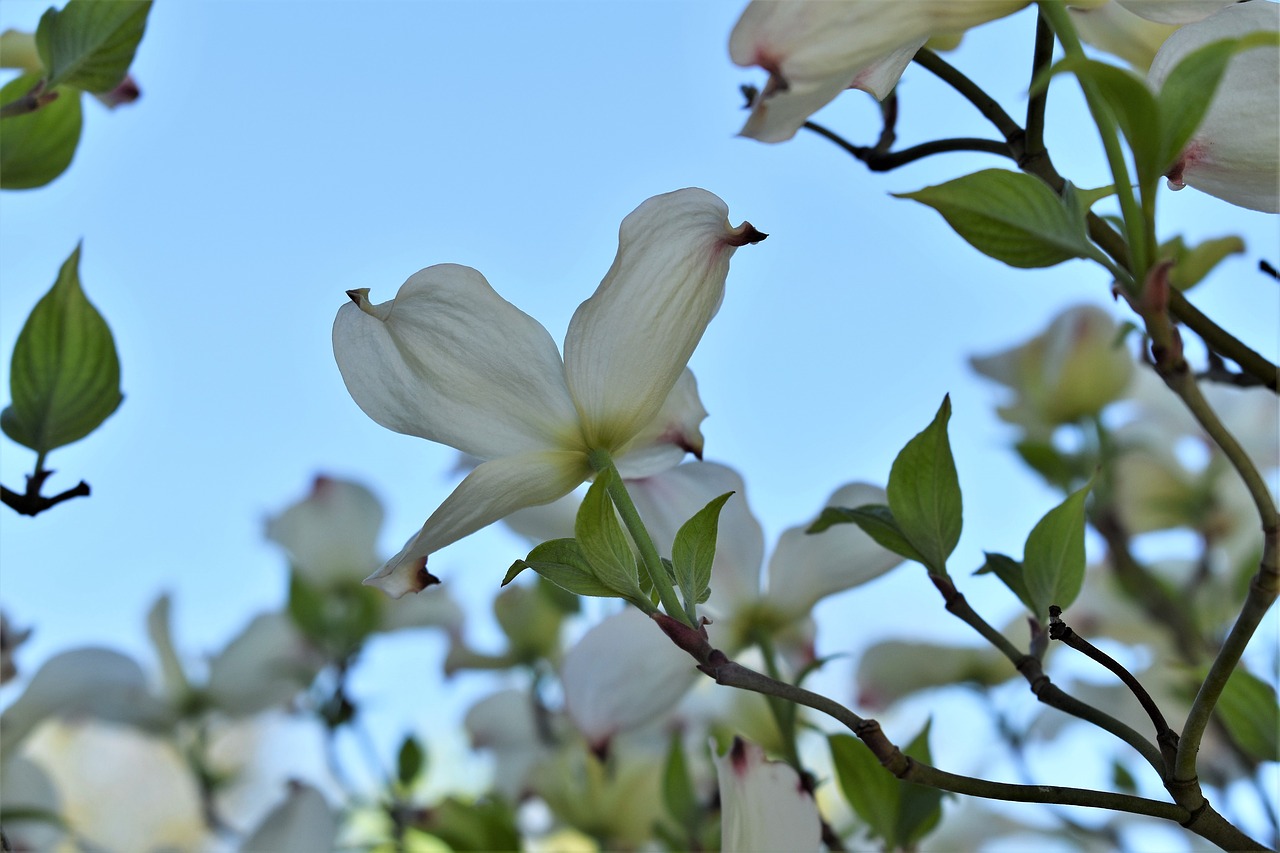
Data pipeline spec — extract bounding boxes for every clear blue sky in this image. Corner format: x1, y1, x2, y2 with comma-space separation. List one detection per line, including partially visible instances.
1, 0, 1276, 835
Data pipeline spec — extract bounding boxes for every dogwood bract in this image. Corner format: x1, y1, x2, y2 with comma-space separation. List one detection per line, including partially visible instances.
333, 188, 763, 597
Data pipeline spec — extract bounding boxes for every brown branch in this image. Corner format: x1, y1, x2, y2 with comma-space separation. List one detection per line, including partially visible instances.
2, 469, 91, 516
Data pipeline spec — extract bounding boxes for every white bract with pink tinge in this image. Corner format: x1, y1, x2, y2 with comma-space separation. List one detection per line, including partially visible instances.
333, 189, 763, 597
1148, 2, 1280, 213
729, 0, 1027, 142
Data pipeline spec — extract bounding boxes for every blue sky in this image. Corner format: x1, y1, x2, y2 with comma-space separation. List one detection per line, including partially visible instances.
2, 0, 1277, 829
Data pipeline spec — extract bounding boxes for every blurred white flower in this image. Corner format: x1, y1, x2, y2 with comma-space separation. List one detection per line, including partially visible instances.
1148, 1, 1280, 212
1069, 1, 1179, 70
333, 188, 763, 596
21, 719, 207, 853
714, 737, 822, 852
729, 0, 1027, 142
266, 476, 384, 587
559, 608, 697, 748
240, 780, 339, 853
627, 462, 903, 651
970, 303, 1135, 433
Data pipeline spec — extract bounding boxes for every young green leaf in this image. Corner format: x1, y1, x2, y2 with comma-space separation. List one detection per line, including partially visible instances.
1050, 56, 1163, 189
575, 468, 645, 600
895, 170, 1094, 269
829, 721, 943, 849
35, 0, 151, 92
2, 245, 123, 454
0, 72, 83, 190
1023, 481, 1093, 619
808, 504, 927, 566
1212, 666, 1279, 762
671, 491, 733, 619
975, 551, 1036, 616
662, 729, 698, 831
503, 538, 623, 601
886, 396, 962, 575
397, 735, 426, 788
1162, 234, 1245, 291
895, 721, 945, 847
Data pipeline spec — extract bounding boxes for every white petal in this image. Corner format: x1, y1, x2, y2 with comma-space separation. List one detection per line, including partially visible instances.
1116, 0, 1233, 26
333, 263, 581, 459
714, 737, 822, 853
766, 483, 904, 619
206, 612, 324, 716
464, 688, 550, 801
1149, 3, 1280, 213
627, 461, 766, 611
266, 476, 384, 586
730, 0, 1026, 142
563, 189, 763, 452
366, 450, 589, 597
614, 368, 708, 478
0, 648, 168, 755
561, 609, 697, 747
1070, 1, 1178, 71
241, 782, 339, 853
378, 586, 465, 633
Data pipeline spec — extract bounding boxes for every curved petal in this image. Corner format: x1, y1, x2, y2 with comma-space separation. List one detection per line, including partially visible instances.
766, 483, 904, 619
1116, 0, 1232, 26
714, 738, 822, 853
628, 461, 765, 611
242, 782, 339, 853
1149, 3, 1280, 213
265, 476, 383, 586
563, 189, 764, 452
366, 450, 589, 597
206, 612, 324, 716
1070, 2, 1177, 71
561, 609, 697, 748
333, 263, 581, 459
730, 1, 1025, 142
614, 368, 707, 478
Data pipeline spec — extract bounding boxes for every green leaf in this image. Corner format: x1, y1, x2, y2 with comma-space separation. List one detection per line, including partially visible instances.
896, 722, 945, 847
1022, 481, 1093, 619
975, 551, 1036, 616
671, 491, 733, 619
397, 735, 426, 788
829, 733, 899, 844
1013, 440, 1076, 490
503, 538, 621, 600
662, 730, 698, 831
2, 245, 123, 453
886, 396, 962, 575
895, 170, 1094, 268
1051, 56, 1162, 189
0, 72, 82, 190
35, 0, 151, 92
575, 468, 646, 600
829, 721, 943, 849
1213, 667, 1279, 762
1163, 234, 1245, 291
809, 504, 927, 565
420, 797, 521, 852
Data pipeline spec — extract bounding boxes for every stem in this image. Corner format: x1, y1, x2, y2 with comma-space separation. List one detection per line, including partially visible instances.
1048, 606, 1179, 772
928, 574, 1167, 774
588, 451, 688, 623
655, 617, 1267, 850
1023, 9, 1054, 167
1038, 1, 1151, 284
913, 49, 1024, 142
802, 121, 1011, 170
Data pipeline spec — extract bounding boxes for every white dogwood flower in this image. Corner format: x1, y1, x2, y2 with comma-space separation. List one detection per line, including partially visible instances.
333, 189, 763, 596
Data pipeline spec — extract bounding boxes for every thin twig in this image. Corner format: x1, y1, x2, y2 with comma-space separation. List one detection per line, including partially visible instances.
1048, 605, 1179, 772
1, 468, 91, 516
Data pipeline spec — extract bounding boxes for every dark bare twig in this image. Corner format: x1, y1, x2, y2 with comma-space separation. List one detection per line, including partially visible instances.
1, 469, 91, 516
1048, 605, 1180, 772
